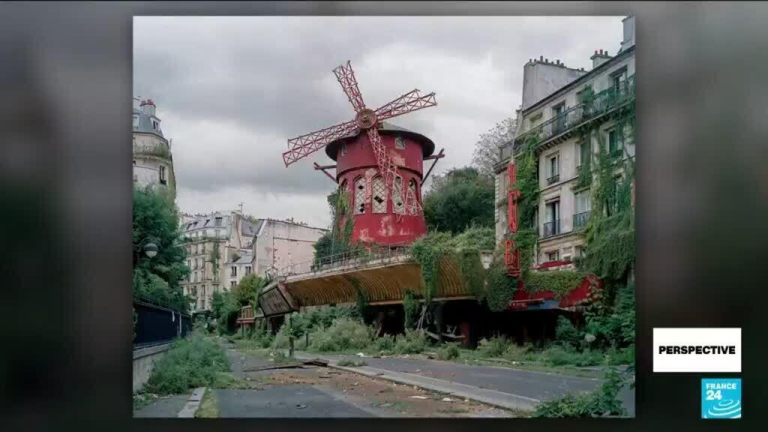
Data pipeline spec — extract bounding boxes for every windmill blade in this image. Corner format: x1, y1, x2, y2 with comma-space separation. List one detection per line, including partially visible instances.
283, 119, 359, 167
333, 61, 366, 114
365, 127, 421, 216
375, 89, 437, 122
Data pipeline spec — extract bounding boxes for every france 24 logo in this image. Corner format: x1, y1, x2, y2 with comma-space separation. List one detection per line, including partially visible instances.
701, 379, 741, 419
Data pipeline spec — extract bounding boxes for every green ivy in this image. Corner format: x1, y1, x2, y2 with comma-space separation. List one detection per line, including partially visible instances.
524, 270, 586, 299
485, 250, 517, 312
410, 232, 454, 303
403, 290, 420, 330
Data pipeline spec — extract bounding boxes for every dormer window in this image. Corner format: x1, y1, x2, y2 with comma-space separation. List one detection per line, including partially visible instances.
159, 165, 167, 185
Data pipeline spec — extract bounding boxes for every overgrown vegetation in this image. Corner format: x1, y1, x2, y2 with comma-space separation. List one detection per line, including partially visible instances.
409, 229, 515, 313
533, 369, 628, 418
132, 185, 190, 312
338, 359, 368, 367
313, 186, 360, 263
423, 167, 495, 235
144, 332, 229, 395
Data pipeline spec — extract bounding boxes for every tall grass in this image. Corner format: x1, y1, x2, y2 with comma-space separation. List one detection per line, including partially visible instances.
145, 332, 229, 395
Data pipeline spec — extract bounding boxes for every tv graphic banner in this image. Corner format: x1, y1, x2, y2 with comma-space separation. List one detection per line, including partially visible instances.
653, 328, 741, 372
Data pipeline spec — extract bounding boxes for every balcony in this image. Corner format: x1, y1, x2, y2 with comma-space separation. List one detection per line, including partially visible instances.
573, 211, 590, 229
542, 220, 561, 238
515, 75, 635, 152
546, 174, 560, 186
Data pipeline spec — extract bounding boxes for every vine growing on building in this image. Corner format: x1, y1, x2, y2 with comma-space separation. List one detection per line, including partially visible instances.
506, 133, 541, 277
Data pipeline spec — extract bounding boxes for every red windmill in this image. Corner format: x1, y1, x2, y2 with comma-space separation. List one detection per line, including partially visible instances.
283, 61, 443, 245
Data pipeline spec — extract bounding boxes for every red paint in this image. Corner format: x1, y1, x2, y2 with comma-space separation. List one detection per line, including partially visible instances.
510, 274, 601, 310
329, 129, 433, 245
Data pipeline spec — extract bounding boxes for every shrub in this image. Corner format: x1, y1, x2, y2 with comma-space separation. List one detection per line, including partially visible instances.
477, 336, 511, 358
501, 343, 536, 362
540, 345, 603, 367
271, 322, 293, 349
146, 332, 229, 395
247, 327, 274, 349
437, 343, 460, 360
393, 329, 429, 354
606, 344, 635, 366
533, 369, 628, 418
555, 316, 582, 348
308, 318, 373, 352
369, 334, 396, 353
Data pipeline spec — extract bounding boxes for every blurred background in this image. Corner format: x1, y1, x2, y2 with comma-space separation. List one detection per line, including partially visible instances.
0, 2, 765, 431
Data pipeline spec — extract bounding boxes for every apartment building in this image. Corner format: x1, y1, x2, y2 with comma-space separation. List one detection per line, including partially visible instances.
497, 15, 635, 268
133, 98, 176, 199
179, 211, 257, 312
251, 218, 327, 278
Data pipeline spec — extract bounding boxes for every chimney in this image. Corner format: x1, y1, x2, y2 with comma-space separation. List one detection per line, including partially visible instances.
140, 99, 156, 117
590, 49, 612, 69
619, 15, 636, 52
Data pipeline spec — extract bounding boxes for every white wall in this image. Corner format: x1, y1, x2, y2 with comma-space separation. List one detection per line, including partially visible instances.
252, 221, 326, 276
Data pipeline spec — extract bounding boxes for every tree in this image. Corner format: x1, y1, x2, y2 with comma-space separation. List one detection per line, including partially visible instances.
471, 117, 517, 178
132, 185, 191, 312
211, 290, 240, 334
232, 273, 266, 307
422, 167, 495, 234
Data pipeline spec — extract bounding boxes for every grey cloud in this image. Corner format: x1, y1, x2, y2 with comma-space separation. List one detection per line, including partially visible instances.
134, 16, 623, 217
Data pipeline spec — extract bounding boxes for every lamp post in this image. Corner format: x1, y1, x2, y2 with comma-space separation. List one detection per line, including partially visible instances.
134, 236, 161, 264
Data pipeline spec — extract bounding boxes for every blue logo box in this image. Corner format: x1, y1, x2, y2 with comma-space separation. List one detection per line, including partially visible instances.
701, 378, 741, 419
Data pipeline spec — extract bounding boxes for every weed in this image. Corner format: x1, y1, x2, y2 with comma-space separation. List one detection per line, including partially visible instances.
337, 359, 367, 367
393, 329, 429, 354
437, 343, 460, 360
145, 332, 229, 395
195, 389, 218, 418
132, 393, 159, 411
533, 369, 628, 418
308, 317, 373, 352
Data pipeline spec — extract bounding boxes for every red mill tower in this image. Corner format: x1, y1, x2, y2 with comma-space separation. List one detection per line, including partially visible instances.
282, 61, 444, 245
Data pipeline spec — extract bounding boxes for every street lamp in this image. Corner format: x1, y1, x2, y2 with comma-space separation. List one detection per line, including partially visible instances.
135, 236, 161, 261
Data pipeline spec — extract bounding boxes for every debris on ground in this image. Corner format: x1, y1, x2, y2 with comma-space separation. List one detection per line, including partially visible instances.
441, 398, 454, 402
356, 352, 365, 357
410, 395, 428, 400
296, 404, 307, 409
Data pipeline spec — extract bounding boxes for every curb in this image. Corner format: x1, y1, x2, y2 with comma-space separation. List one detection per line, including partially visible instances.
178, 387, 206, 418
295, 354, 540, 412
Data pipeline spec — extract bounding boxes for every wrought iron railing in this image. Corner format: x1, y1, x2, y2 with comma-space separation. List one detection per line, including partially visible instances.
546, 174, 560, 185
573, 211, 591, 229
542, 220, 561, 238
515, 75, 635, 150
277, 241, 413, 278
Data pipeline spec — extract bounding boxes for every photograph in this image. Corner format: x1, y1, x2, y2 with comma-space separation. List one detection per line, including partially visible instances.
131, 15, 636, 418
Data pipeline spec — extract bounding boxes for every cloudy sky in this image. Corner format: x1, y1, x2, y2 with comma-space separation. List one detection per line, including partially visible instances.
134, 16, 624, 228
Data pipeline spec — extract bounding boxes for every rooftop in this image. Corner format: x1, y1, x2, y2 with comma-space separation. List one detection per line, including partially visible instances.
325, 120, 435, 161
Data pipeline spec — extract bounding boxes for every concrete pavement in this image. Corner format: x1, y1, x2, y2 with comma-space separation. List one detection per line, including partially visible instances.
294, 351, 635, 416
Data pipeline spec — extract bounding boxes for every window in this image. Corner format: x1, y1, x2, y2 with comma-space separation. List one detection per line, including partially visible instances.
608, 129, 622, 156
215, 229, 220, 238
231, 266, 237, 277
407, 179, 418, 214
159, 165, 166, 185
547, 154, 560, 185
395, 136, 405, 150
371, 176, 386, 213
245, 266, 252, 275
578, 141, 590, 168
552, 103, 566, 134
133, 116, 139, 129
215, 217, 222, 227
544, 200, 560, 237
575, 245, 586, 258
152, 120, 159, 130
133, 160, 136, 166
341, 143, 347, 156
392, 177, 404, 212
187, 259, 191, 269
231, 281, 237, 288
546, 250, 560, 262
574, 190, 591, 229
354, 177, 366, 214
202, 230, 207, 237
213, 284, 218, 293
